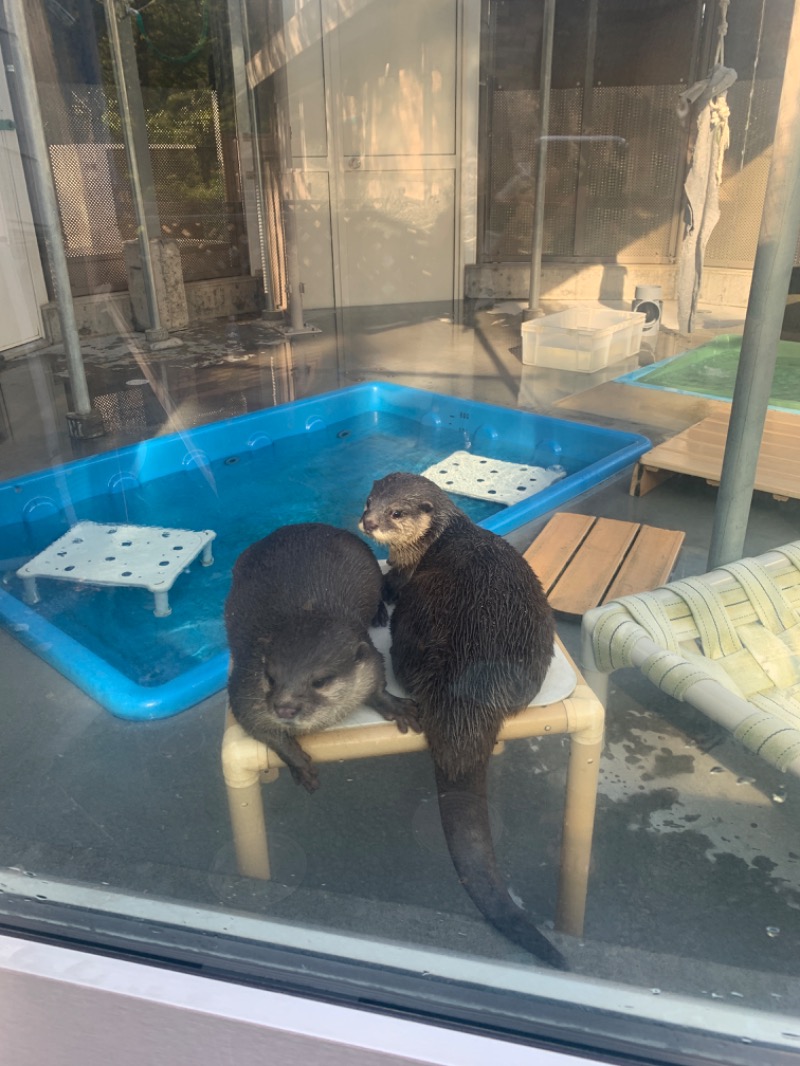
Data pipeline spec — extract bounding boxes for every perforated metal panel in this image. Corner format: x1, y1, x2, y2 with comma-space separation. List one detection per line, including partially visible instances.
485, 90, 537, 259
486, 87, 583, 261
485, 84, 683, 263
545, 87, 583, 257
39, 84, 243, 296
576, 85, 684, 260
705, 78, 782, 269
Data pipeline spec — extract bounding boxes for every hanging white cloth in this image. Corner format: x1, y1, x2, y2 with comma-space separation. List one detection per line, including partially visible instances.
676, 64, 737, 333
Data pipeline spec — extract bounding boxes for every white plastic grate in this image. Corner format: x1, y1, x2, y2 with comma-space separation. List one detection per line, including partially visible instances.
338, 563, 577, 727
17, 521, 216, 617
340, 625, 576, 728
421, 451, 565, 506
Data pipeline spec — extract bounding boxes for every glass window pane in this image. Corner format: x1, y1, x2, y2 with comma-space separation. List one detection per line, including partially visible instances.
1, 0, 799, 1061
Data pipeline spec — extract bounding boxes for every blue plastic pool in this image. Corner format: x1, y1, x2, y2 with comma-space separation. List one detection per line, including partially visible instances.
0, 381, 649, 719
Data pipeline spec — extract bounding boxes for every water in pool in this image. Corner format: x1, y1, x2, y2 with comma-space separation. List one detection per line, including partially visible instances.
6, 410, 514, 688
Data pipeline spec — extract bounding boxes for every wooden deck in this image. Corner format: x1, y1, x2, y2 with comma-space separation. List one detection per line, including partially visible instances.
629, 408, 800, 502
524, 513, 685, 616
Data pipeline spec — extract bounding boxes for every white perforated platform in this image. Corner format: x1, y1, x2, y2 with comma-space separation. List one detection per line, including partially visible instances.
17, 521, 216, 617
341, 629, 576, 729
421, 451, 565, 505
339, 568, 577, 729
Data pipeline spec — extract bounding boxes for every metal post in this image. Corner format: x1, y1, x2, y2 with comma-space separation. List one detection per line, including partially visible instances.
272, 60, 318, 336
228, 0, 276, 311
4, 0, 103, 434
525, 0, 556, 319
101, 0, 167, 341
117, 13, 161, 242
707, 0, 800, 569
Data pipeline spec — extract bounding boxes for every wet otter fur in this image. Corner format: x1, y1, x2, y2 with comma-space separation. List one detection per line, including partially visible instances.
360, 472, 564, 969
224, 522, 419, 792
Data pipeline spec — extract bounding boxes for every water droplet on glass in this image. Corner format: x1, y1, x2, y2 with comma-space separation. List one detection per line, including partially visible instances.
650, 988, 661, 995
709, 765, 724, 774
772, 787, 787, 804
737, 775, 756, 786
710, 992, 724, 999
766, 926, 781, 938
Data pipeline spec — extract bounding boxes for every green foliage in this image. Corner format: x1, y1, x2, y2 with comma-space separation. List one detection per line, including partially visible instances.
95, 0, 212, 93
132, 0, 210, 67
91, 0, 227, 235
96, 0, 218, 146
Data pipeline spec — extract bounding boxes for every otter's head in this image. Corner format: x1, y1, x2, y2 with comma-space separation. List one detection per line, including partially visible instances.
252, 615, 380, 734
359, 473, 457, 555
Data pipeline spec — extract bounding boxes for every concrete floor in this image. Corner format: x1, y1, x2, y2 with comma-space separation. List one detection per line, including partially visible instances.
2, 298, 800, 1026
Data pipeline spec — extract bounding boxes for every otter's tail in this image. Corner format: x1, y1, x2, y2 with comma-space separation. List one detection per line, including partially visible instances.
434, 760, 567, 970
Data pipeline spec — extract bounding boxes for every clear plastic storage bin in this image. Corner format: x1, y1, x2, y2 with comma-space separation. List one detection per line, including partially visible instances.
522, 307, 646, 372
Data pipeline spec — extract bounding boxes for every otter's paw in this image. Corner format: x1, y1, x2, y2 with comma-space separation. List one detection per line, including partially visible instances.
381, 573, 402, 605
289, 761, 321, 793
381, 695, 422, 735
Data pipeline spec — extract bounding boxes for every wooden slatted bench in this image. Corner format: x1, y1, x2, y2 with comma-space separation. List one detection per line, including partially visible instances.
629, 408, 800, 502
524, 513, 685, 616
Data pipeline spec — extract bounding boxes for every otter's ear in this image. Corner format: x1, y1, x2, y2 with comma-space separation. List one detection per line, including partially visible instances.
354, 641, 371, 663
419, 500, 434, 513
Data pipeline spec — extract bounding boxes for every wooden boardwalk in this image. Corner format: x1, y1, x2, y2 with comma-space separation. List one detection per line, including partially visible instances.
629, 408, 800, 502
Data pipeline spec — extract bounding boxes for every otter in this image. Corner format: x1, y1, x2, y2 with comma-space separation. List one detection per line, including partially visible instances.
360, 472, 564, 969
224, 522, 419, 792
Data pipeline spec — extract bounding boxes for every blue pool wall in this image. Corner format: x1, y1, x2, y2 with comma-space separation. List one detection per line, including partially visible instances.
0, 382, 650, 719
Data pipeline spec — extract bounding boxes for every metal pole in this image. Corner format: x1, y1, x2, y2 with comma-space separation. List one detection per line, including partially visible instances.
272, 60, 317, 335
101, 0, 166, 340
274, 57, 305, 335
4, 0, 94, 417
117, 14, 161, 242
707, 0, 800, 568
526, 0, 556, 318
228, 0, 276, 311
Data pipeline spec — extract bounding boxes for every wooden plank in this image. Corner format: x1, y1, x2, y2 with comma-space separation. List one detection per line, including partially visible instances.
523, 513, 595, 592
602, 526, 685, 602
630, 409, 800, 502
548, 517, 638, 615
630, 463, 674, 497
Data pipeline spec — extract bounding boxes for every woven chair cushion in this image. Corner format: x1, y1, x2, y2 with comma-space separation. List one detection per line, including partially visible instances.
589, 541, 800, 772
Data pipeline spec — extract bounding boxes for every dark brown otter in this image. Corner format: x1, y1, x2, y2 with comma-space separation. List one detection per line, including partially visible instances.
360, 472, 564, 969
224, 522, 419, 792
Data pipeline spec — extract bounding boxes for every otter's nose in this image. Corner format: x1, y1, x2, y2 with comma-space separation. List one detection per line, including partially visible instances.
275, 704, 301, 720
361, 515, 377, 533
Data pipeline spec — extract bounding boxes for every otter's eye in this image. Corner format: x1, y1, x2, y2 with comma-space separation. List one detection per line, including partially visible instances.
312, 675, 335, 689
391, 509, 404, 519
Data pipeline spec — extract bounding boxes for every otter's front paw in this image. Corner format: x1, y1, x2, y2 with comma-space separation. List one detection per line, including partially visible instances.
289, 761, 320, 793
379, 694, 422, 735
381, 571, 403, 605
